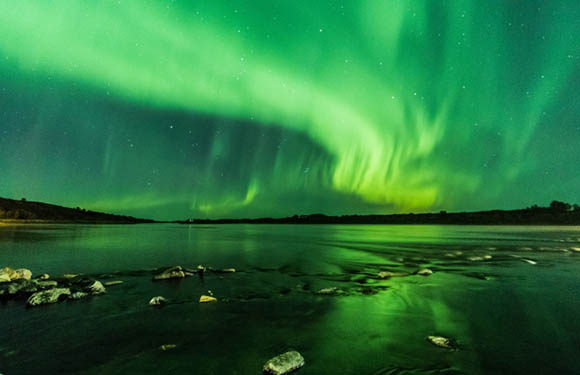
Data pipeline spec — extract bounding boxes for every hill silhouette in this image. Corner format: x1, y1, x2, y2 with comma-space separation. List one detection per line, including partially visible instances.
181, 201, 580, 225
0, 197, 154, 224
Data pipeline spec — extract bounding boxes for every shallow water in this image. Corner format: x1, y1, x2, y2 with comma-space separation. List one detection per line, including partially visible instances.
1, 224, 579, 375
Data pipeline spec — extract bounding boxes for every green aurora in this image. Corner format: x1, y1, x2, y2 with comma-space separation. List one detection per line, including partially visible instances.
0, 0, 578, 220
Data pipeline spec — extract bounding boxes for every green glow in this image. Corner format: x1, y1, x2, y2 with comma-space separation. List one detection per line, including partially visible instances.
0, 1, 578, 219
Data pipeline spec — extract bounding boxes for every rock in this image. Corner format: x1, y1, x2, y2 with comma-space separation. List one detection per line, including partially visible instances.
378, 271, 394, 279
85, 280, 106, 295
197, 265, 207, 272
149, 296, 167, 306
416, 269, 433, 276
69, 291, 89, 300
467, 256, 484, 261
0, 267, 32, 282
6, 280, 38, 295
263, 351, 305, 375
521, 259, 537, 265
427, 335, 458, 349
218, 268, 236, 273
571, 247, 580, 252
0, 272, 10, 283
38, 273, 50, 280
159, 344, 177, 351
316, 287, 339, 296
199, 295, 217, 303
62, 274, 79, 279
103, 280, 123, 287
10, 268, 32, 281
153, 266, 186, 281
27, 288, 71, 306
36, 280, 58, 288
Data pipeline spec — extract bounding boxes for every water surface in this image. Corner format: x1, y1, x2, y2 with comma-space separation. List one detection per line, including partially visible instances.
1, 224, 579, 374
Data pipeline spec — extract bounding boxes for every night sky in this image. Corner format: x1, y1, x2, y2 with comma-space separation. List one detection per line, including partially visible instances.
0, 1, 578, 220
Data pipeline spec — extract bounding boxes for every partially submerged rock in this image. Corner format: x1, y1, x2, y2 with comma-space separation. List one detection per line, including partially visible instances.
199, 295, 217, 303
0, 267, 32, 283
10, 268, 32, 281
3, 280, 38, 296
521, 259, 537, 265
416, 269, 433, 276
467, 255, 493, 261
149, 296, 167, 306
378, 271, 394, 279
69, 291, 89, 300
36, 280, 57, 289
27, 288, 71, 307
103, 280, 123, 287
85, 281, 106, 295
316, 287, 340, 296
217, 268, 236, 273
427, 335, 458, 349
263, 351, 305, 375
159, 344, 177, 351
62, 274, 79, 279
153, 266, 186, 281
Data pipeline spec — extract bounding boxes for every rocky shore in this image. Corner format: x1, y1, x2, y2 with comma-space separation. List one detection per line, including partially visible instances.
1, 263, 462, 374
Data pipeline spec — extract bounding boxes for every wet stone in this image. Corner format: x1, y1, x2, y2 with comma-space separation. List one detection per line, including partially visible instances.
149, 296, 167, 306
69, 291, 89, 300
153, 266, 186, 281
199, 295, 217, 303
263, 350, 305, 375
27, 288, 71, 307
316, 287, 340, 296
427, 335, 458, 349
416, 269, 433, 276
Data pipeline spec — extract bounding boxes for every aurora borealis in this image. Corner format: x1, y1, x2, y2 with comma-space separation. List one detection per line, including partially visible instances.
0, 1, 578, 220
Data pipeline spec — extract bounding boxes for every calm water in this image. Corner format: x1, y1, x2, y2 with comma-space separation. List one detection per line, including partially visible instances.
1, 224, 579, 375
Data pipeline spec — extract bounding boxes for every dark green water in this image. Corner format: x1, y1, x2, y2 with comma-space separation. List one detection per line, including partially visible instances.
1, 224, 579, 375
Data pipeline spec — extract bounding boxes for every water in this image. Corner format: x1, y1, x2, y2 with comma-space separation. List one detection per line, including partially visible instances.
1, 224, 579, 375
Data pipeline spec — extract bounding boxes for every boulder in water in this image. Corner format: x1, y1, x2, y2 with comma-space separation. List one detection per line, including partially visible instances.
427, 335, 458, 349
149, 296, 167, 306
36, 280, 58, 288
27, 288, 71, 306
159, 344, 177, 351
217, 268, 236, 273
153, 266, 186, 281
263, 350, 305, 374
378, 271, 394, 279
10, 268, 32, 281
199, 295, 217, 303
4, 280, 38, 296
316, 287, 340, 296
69, 291, 89, 300
103, 280, 123, 286
416, 269, 433, 276
0, 267, 32, 282
85, 281, 106, 295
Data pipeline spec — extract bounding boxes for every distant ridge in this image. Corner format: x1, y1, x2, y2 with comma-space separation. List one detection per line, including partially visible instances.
0, 197, 154, 224
180, 201, 580, 225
